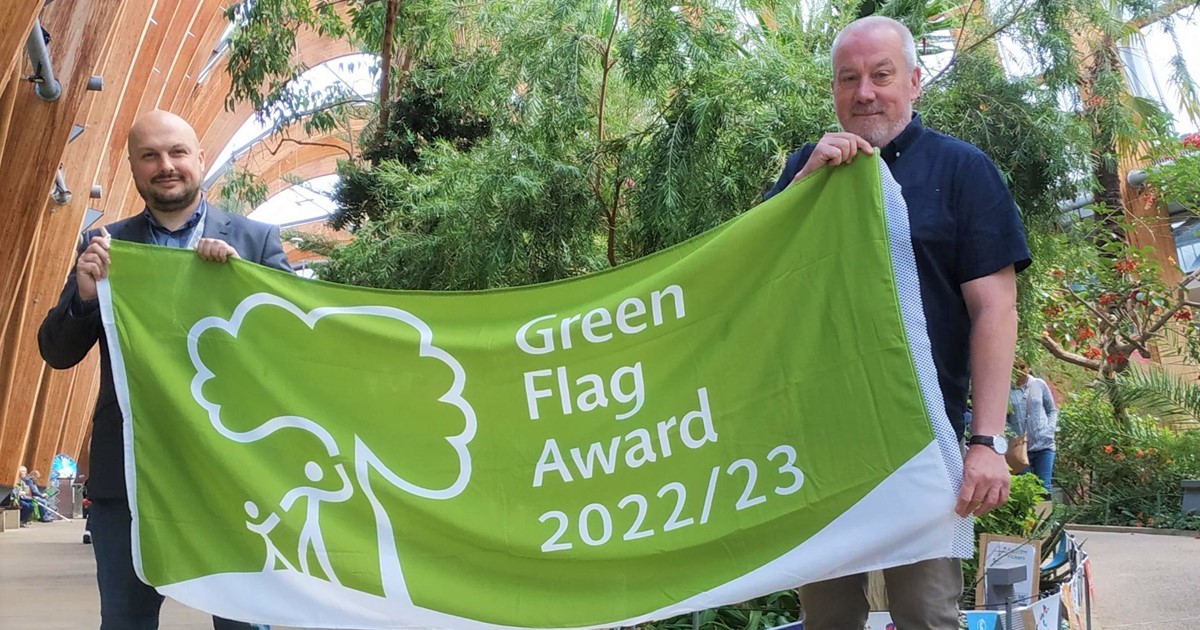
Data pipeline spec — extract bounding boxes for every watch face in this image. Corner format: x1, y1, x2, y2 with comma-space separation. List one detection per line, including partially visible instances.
971, 435, 1008, 455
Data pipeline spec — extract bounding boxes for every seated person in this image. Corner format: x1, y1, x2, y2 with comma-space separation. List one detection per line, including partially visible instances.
28, 470, 53, 522
0, 479, 28, 523
14, 466, 35, 526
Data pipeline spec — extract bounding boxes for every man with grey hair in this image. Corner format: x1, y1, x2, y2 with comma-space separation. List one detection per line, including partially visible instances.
765, 15, 1031, 629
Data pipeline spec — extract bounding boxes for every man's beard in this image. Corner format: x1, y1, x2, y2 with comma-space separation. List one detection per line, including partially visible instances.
847, 117, 908, 148
137, 179, 200, 213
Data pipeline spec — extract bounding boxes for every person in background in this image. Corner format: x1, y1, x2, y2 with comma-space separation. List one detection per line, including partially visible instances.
14, 465, 36, 527
28, 469, 54, 522
1008, 359, 1059, 494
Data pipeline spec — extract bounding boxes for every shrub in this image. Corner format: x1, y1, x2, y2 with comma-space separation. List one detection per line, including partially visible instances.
1056, 392, 1200, 528
638, 590, 801, 630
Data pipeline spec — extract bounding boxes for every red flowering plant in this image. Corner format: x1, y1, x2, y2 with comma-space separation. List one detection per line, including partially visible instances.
1055, 394, 1200, 530
1143, 132, 1200, 214
1036, 208, 1200, 379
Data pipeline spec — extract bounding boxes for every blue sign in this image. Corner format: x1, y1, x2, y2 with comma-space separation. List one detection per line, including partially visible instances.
964, 610, 1002, 630
51, 454, 77, 480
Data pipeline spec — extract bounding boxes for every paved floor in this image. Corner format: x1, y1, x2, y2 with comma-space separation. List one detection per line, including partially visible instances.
0, 519, 313, 630
1070, 529, 1200, 630
4, 519, 1199, 629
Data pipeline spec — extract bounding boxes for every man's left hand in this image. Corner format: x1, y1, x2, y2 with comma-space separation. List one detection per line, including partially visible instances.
196, 238, 240, 263
956, 446, 1010, 517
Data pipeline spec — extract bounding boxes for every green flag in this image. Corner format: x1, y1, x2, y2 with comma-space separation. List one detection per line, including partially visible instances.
99, 155, 970, 629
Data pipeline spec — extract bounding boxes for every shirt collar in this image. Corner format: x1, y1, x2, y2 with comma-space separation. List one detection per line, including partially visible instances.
143, 195, 208, 234
878, 113, 924, 163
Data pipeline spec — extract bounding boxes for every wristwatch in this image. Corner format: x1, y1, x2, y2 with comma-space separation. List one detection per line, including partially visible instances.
967, 434, 1008, 455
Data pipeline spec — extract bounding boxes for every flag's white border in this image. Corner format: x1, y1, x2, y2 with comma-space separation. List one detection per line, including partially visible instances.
877, 161, 975, 557
97, 277, 148, 574
98, 157, 970, 629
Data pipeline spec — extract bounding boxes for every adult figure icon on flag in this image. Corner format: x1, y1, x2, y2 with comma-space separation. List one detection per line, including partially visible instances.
279, 460, 355, 585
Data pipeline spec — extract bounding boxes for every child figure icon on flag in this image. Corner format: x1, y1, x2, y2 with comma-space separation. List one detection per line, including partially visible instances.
244, 501, 296, 573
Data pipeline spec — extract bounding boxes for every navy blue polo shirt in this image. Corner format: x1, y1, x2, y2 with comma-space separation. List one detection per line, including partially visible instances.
765, 114, 1031, 437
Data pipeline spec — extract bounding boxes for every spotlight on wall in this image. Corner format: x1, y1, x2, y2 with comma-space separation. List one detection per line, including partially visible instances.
89, 185, 102, 199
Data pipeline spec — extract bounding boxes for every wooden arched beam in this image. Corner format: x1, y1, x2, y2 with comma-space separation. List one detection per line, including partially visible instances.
0, 6, 39, 103
189, 36, 360, 171
15, 0, 213, 477
1, 0, 262, 483
0, 0, 125, 487
0, 2, 373, 486
208, 114, 366, 201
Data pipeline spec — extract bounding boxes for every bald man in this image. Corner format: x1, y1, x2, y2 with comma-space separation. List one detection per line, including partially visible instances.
39, 110, 289, 630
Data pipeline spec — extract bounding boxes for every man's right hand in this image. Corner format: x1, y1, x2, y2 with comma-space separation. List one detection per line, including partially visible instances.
76, 226, 112, 302
790, 132, 874, 186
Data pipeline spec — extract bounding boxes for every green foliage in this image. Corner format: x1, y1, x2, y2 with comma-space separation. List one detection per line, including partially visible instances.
224, 0, 349, 115
319, 137, 604, 290
319, 0, 813, 288
920, 52, 1089, 227
280, 228, 338, 258
1105, 366, 1200, 427
960, 0, 1197, 251
332, 83, 493, 230
1056, 392, 1200, 529
1145, 133, 1200, 213
977, 474, 1054, 539
360, 85, 492, 168
868, 0, 960, 38
622, 19, 837, 255
222, 0, 1200, 296
640, 590, 801, 630
303, 0, 1084, 291
1015, 229, 1080, 362
223, 0, 481, 160
214, 163, 269, 215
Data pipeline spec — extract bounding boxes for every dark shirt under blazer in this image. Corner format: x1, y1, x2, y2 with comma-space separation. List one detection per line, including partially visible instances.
38, 206, 293, 500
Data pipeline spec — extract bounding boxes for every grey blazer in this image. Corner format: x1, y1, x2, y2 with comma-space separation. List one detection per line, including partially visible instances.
38, 206, 292, 500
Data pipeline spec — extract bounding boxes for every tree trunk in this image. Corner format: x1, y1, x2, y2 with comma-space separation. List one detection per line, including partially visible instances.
374, 0, 401, 153
1103, 375, 1130, 428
